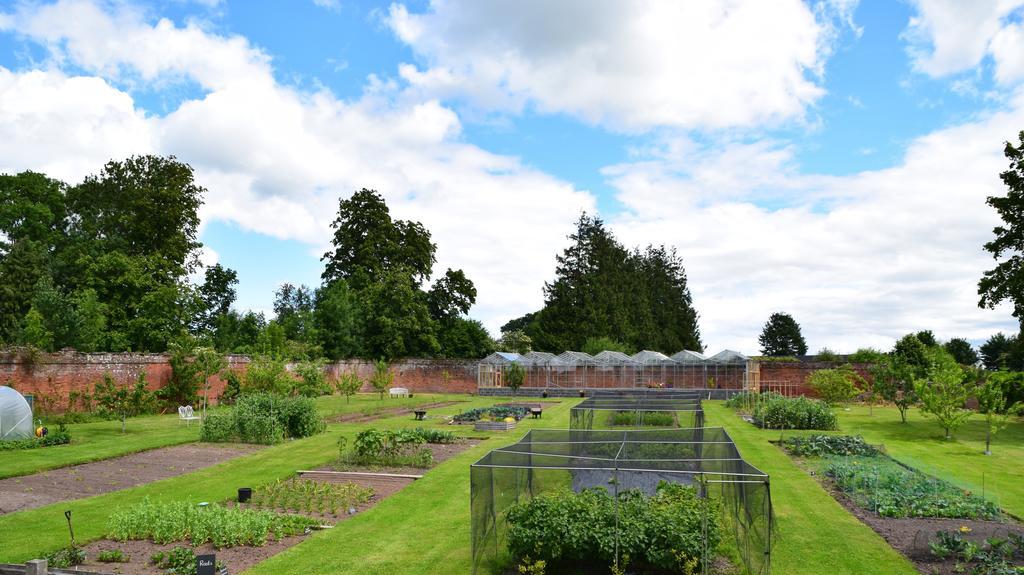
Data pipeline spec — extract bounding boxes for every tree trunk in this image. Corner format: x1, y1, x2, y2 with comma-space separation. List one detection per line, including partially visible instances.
985, 427, 992, 455
944, 427, 951, 440
121, 416, 126, 434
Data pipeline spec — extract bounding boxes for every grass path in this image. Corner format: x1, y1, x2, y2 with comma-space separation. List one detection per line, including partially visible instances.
834, 405, 1024, 518
0, 393, 463, 480
703, 402, 918, 575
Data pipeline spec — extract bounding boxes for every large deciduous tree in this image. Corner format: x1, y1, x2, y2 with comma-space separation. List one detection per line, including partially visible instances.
914, 347, 971, 440
944, 337, 979, 366
979, 131, 1024, 335
197, 264, 238, 334
758, 312, 807, 357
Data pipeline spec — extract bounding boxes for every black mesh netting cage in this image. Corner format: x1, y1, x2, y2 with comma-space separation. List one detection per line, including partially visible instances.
470, 428, 772, 575
569, 396, 706, 430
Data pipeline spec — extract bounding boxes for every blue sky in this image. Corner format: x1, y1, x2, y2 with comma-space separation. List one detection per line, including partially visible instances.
0, 0, 1022, 352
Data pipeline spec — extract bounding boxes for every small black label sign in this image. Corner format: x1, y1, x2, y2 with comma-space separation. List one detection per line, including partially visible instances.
196, 554, 216, 575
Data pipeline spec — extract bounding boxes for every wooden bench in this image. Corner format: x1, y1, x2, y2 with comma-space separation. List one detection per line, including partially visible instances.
530, 407, 543, 419
414, 410, 427, 421
178, 405, 200, 426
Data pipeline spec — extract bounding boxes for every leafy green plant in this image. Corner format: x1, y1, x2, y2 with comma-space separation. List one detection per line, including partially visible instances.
334, 370, 363, 403
150, 546, 225, 574
973, 369, 1023, 455
337, 428, 434, 468
218, 368, 243, 405
610, 410, 676, 427
406, 427, 458, 444
816, 348, 840, 362
782, 435, 879, 457
44, 546, 86, 568
505, 482, 721, 573
244, 355, 293, 395
96, 549, 129, 563
0, 424, 71, 450
915, 347, 971, 439
371, 360, 394, 400
452, 406, 529, 423
505, 362, 525, 396
292, 360, 331, 397
200, 392, 324, 444
752, 395, 837, 430
108, 498, 318, 548
249, 478, 373, 516
93, 372, 155, 433
824, 456, 999, 519
807, 364, 865, 405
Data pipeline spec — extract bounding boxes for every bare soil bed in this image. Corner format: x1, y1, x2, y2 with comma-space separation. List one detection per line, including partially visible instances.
77, 534, 308, 575
0, 443, 261, 515
788, 451, 1024, 575
326, 400, 464, 424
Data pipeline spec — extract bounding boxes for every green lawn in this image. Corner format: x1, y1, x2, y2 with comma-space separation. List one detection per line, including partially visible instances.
0, 393, 555, 566
0, 392, 471, 480
3, 396, 977, 575
834, 404, 1024, 517
702, 402, 918, 575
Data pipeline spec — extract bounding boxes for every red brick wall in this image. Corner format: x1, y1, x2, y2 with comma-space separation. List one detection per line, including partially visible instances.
757, 361, 874, 397
0, 350, 477, 412
0, 349, 250, 412
326, 359, 477, 394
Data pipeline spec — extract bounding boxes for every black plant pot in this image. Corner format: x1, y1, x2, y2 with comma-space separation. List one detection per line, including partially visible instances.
238, 487, 252, 503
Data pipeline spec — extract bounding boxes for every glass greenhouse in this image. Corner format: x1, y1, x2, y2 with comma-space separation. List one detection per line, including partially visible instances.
478, 349, 749, 391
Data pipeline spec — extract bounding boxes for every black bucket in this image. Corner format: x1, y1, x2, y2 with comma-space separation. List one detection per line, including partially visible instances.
238, 488, 252, 503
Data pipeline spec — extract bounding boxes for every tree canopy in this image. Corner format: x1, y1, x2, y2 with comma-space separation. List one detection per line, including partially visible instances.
979, 131, 1024, 335
758, 312, 807, 357
522, 213, 702, 354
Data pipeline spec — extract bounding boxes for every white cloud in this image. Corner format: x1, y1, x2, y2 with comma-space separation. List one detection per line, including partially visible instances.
386, 0, 845, 131
0, 0, 595, 333
313, 0, 341, 12
904, 0, 1024, 83
605, 94, 1024, 352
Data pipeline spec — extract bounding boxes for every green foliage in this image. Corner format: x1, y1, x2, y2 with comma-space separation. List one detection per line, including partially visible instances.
980, 333, 1024, 371
94, 372, 154, 433
406, 427, 458, 444
244, 355, 293, 395
337, 428, 433, 468
427, 268, 477, 320
201, 393, 324, 444
333, 370, 363, 403
371, 360, 394, 400
356, 268, 439, 358
816, 348, 840, 362
915, 330, 939, 347
199, 413, 237, 443
849, 347, 886, 363
758, 312, 807, 357
870, 352, 920, 423
249, 478, 373, 516
808, 364, 865, 405
989, 369, 1024, 406
96, 549, 129, 563
150, 546, 203, 574
824, 456, 999, 519
945, 337, 981, 365
292, 360, 331, 397
19, 307, 52, 350
530, 214, 702, 353
452, 406, 529, 423
581, 336, 634, 356
107, 498, 319, 548
218, 369, 243, 405
197, 263, 238, 334
979, 131, 1024, 332
505, 362, 525, 395
498, 329, 533, 354
0, 426, 71, 450
163, 338, 203, 407
313, 279, 360, 359
974, 370, 1023, 454
44, 546, 85, 568
435, 317, 495, 359
782, 435, 879, 457
915, 347, 971, 439
505, 483, 721, 573
752, 395, 837, 429
610, 410, 675, 427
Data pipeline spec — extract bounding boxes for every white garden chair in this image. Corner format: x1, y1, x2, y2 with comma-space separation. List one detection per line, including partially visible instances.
178, 405, 200, 426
